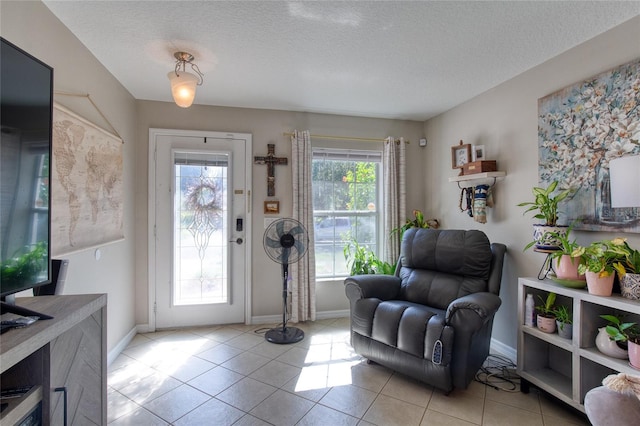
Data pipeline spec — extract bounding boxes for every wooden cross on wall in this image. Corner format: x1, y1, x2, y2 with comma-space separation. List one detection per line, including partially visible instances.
254, 144, 288, 197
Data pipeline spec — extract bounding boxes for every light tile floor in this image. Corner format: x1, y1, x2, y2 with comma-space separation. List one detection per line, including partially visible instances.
107, 318, 590, 425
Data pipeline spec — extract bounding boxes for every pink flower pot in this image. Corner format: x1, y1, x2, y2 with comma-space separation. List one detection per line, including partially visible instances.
585, 271, 614, 296
630, 341, 640, 369
537, 315, 556, 333
553, 255, 585, 281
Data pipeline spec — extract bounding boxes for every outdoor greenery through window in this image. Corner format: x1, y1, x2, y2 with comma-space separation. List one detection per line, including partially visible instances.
312, 148, 381, 278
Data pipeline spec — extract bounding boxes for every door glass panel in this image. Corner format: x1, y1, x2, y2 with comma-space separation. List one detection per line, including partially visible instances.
173, 151, 229, 306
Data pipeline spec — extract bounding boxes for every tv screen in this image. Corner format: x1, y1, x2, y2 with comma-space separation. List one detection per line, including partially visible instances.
1, 37, 53, 298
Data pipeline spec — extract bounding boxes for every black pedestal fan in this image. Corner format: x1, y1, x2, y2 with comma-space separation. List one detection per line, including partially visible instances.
263, 218, 309, 344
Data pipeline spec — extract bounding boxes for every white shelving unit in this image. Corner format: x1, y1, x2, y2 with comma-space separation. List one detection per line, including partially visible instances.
517, 277, 640, 413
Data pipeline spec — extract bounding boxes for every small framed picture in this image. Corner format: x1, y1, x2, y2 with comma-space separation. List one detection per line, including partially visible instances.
451, 142, 472, 169
264, 200, 280, 214
472, 145, 486, 162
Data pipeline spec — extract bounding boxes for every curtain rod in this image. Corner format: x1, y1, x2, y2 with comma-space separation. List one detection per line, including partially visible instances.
283, 132, 409, 144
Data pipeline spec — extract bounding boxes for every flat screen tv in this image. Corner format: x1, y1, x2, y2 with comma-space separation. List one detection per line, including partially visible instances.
1, 37, 54, 319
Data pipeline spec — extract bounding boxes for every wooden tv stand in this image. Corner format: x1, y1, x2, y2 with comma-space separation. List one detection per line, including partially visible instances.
0, 294, 107, 425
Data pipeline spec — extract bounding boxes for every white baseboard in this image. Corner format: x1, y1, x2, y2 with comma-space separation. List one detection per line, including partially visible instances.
107, 326, 137, 367
251, 314, 281, 324
136, 323, 153, 333
316, 309, 349, 320
490, 338, 516, 363
251, 309, 349, 324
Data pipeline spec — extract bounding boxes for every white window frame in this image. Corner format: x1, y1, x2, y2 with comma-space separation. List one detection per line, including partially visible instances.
311, 147, 383, 280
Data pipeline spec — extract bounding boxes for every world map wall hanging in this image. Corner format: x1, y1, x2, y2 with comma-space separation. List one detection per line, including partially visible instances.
538, 58, 640, 232
51, 103, 124, 254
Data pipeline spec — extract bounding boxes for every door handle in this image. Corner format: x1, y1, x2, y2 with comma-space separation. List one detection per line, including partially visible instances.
229, 238, 243, 244
54, 387, 68, 426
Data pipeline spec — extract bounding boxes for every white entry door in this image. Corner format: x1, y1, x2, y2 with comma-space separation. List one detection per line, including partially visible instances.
150, 129, 251, 329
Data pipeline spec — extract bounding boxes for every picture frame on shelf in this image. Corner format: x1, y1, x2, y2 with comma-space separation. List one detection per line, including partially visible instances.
264, 200, 280, 214
472, 145, 486, 162
451, 141, 472, 169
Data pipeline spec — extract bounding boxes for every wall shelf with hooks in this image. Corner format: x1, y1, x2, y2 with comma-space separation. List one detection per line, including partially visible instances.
449, 171, 506, 189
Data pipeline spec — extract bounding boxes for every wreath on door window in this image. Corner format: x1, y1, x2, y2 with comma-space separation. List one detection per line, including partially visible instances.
185, 180, 222, 259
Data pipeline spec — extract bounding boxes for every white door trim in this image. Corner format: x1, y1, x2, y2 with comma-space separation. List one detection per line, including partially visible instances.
148, 128, 252, 331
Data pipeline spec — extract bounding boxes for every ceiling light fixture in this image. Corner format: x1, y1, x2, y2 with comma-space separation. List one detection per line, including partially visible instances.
167, 51, 204, 108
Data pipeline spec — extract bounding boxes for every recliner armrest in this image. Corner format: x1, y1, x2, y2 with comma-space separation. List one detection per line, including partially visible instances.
344, 275, 401, 302
445, 292, 501, 329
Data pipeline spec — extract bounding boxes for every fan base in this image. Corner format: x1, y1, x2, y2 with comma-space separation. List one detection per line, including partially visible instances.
265, 327, 304, 344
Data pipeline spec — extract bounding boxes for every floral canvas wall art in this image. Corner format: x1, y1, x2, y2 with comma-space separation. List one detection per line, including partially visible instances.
538, 58, 640, 232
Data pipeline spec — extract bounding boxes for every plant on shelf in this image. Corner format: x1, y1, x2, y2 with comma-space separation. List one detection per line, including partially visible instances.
518, 181, 571, 226
517, 180, 573, 250
574, 238, 631, 276
572, 238, 630, 296
553, 305, 573, 339
535, 292, 557, 333
536, 292, 556, 316
611, 240, 640, 300
595, 314, 636, 359
544, 223, 584, 281
554, 305, 572, 327
546, 223, 580, 257
600, 314, 638, 346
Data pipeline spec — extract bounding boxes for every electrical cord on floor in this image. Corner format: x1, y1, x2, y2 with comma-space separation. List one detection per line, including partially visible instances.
475, 354, 520, 392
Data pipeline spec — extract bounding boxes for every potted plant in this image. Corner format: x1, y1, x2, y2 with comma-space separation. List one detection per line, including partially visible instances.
573, 238, 630, 296
612, 240, 640, 300
518, 180, 572, 250
392, 210, 439, 239
344, 240, 395, 276
597, 314, 638, 359
535, 292, 557, 333
546, 224, 584, 282
553, 305, 573, 339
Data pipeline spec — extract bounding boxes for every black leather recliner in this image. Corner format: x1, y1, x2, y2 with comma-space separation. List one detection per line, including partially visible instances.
344, 228, 506, 393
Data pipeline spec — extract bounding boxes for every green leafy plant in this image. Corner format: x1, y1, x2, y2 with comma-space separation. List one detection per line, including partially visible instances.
392, 210, 438, 239
517, 180, 571, 226
553, 305, 572, 330
611, 240, 640, 279
535, 292, 556, 318
343, 240, 395, 276
573, 238, 631, 277
546, 223, 581, 260
600, 314, 639, 344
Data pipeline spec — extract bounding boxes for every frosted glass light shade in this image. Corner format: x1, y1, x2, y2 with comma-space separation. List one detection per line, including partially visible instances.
167, 71, 199, 108
610, 155, 640, 208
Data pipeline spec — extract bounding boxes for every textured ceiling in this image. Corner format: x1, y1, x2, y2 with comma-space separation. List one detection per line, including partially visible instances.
42, 1, 640, 121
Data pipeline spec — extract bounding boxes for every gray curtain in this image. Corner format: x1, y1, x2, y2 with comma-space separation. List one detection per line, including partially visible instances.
383, 137, 406, 264
290, 130, 316, 322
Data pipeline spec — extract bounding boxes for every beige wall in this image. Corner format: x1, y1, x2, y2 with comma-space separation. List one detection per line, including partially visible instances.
1, 1, 138, 353
5, 1, 639, 356
424, 15, 640, 351
136, 102, 426, 324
